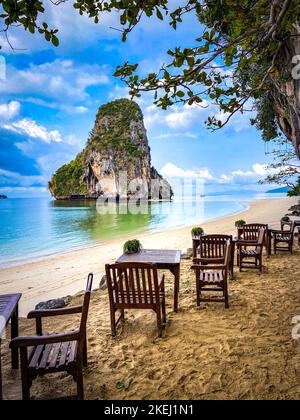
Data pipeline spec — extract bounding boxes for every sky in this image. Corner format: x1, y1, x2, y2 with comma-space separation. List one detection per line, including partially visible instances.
0, 2, 284, 198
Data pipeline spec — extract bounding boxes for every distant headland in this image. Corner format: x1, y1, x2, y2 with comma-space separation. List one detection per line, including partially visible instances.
0, 195, 7, 199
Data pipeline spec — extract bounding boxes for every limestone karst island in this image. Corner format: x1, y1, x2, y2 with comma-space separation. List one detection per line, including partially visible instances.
49, 99, 172, 201
0, 0, 300, 404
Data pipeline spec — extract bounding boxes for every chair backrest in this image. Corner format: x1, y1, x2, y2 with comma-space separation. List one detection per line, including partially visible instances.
242, 224, 268, 241
192, 239, 231, 277
255, 228, 266, 252
105, 263, 160, 306
197, 234, 232, 263
79, 273, 93, 339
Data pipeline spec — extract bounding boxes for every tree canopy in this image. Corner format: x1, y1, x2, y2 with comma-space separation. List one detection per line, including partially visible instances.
1, 1, 299, 161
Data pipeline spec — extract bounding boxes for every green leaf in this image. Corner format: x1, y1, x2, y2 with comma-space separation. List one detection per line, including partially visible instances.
52, 35, 59, 47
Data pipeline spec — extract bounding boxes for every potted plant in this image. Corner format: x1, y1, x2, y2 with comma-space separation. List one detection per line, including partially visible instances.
123, 239, 142, 255
235, 220, 246, 228
191, 227, 205, 237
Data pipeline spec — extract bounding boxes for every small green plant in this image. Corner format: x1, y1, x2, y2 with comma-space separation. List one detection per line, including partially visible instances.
191, 227, 204, 237
281, 216, 290, 222
123, 239, 142, 254
235, 220, 246, 228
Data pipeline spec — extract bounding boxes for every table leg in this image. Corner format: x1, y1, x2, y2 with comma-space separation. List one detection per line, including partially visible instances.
0, 339, 2, 400
11, 304, 19, 370
192, 240, 198, 259
171, 265, 180, 313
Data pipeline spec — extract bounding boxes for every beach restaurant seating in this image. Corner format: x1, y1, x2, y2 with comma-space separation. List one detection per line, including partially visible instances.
10, 274, 93, 401
192, 236, 231, 308
273, 222, 295, 254
105, 263, 166, 337
238, 223, 269, 256
236, 228, 265, 272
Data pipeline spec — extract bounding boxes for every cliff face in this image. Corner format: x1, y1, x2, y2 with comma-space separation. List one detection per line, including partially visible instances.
49, 99, 172, 200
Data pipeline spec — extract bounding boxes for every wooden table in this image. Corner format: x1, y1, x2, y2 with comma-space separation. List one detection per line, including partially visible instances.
0, 293, 22, 400
116, 249, 181, 312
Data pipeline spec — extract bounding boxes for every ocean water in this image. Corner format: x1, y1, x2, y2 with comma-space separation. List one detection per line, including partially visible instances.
0, 193, 286, 267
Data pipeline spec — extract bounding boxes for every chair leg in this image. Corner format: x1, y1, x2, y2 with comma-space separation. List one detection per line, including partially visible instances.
110, 309, 117, 337
259, 256, 263, 272
83, 337, 88, 368
20, 348, 30, 401
156, 308, 163, 338
196, 279, 201, 307
224, 287, 229, 309
76, 361, 84, 400
120, 309, 125, 322
162, 297, 167, 324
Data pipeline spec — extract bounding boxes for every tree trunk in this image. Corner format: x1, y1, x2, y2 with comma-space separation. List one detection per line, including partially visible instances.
270, 24, 300, 157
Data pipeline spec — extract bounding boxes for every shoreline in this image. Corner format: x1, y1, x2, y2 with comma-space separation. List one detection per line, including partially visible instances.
0, 199, 249, 270
0, 197, 297, 316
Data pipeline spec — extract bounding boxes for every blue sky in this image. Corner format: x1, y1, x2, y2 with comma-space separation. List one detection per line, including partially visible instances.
0, 2, 281, 198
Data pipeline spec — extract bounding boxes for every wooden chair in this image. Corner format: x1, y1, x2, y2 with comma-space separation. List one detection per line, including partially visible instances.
238, 223, 269, 256
194, 234, 234, 279
105, 263, 166, 337
10, 274, 93, 400
273, 222, 295, 254
236, 228, 265, 272
191, 238, 231, 308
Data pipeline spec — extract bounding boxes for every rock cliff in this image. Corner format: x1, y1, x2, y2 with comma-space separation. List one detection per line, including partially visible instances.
49, 99, 172, 201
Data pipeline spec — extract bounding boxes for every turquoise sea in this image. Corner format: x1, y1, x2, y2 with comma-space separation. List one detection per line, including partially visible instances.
0, 193, 286, 267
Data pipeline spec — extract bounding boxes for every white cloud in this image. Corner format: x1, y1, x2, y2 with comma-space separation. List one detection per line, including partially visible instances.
0, 101, 21, 121
165, 102, 210, 129
215, 109, 255, 133
160, 162, 280, 187
0, 168, 45, 187
0, 59, 110, 113
154, 131, 197, 140
161, 163, 214, 181
108, 85, 130, 101
219, 163, 278, 185
4, 119, 62, 144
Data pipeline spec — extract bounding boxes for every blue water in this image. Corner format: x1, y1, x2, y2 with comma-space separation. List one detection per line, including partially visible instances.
0, 193, 286, 267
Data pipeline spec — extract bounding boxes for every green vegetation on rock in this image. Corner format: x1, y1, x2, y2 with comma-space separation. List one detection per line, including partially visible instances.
87, 99, 146, 160
49, 153, 88, 197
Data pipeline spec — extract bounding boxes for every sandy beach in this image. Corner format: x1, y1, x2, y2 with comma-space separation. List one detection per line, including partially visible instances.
1, 196, 300, 400
0, 197, 297, 316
